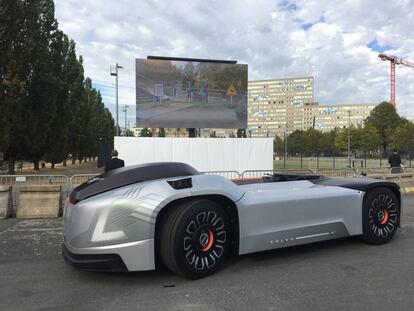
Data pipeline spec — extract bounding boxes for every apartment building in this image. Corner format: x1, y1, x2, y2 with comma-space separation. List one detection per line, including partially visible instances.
248, 77, 314, 137
248, 77, 376, 137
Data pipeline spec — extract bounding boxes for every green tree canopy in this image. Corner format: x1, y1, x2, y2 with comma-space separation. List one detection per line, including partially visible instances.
0, 0, 115, 172
394, 122, 414, 154
365, 102, 403, 152
140, 128, 153, 137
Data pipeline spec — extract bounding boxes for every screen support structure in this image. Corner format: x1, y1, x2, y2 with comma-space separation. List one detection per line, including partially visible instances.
147, 56, 237, 64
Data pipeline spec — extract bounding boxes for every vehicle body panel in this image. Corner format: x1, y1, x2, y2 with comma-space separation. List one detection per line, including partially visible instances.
63, 163, 402, 272
236, 181, 363, 254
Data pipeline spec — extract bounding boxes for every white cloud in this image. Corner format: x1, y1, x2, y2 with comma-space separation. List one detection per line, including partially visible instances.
54, 0, 414, 124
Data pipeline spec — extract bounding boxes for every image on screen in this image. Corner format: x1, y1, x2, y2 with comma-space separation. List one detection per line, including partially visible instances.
136, 59, 247, 129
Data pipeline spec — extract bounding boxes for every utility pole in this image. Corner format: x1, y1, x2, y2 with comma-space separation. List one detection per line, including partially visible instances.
110, 63, 123, 136
348, 110, 351, 167
122, 105, 129, 136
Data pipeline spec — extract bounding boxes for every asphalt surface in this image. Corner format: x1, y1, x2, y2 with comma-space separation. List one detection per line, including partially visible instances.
1, 196, 414, 311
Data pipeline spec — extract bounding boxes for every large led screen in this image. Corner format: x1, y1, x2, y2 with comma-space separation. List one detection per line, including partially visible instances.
136, 59, 247, 128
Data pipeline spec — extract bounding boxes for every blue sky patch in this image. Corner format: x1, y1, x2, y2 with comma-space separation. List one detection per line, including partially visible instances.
301, 22, 313, 30
301, 16, 325, 30
92, 81, 114, 98
279, 0, 297, 12
368, 40, 392, 52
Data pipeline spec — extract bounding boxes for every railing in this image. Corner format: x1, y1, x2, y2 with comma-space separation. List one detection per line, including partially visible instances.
0, 175, 69, 186
313, 168, 357, 178
241, 169, 314, 178
69, 174, 100, 189
201, 171, 241, 179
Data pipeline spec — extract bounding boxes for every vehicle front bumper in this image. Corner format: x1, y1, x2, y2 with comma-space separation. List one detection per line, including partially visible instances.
62, 238, 155, 272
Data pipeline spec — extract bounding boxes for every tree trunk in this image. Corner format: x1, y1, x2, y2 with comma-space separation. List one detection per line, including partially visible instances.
8, 158, 15, 175
63, 159, 67, 167
72, 157, 76, 165
51, 162, 55, 169
33, 160, 40, 171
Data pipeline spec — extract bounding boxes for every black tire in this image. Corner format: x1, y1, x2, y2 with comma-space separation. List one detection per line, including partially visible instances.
160, 199, 230, 279
362, 187, 400, 245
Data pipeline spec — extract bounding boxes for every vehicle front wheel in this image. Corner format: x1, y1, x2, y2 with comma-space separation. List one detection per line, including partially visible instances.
160, 199, 230, 279
362, 187, 400, 245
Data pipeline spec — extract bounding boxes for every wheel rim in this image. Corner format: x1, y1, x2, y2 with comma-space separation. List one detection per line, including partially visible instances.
368, 193, 398, 238
183, 211, 227, 271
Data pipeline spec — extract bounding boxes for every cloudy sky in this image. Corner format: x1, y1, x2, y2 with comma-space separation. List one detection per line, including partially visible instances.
54, 0, 414, 127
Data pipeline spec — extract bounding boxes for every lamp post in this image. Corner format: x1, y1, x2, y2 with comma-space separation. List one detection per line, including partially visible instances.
122, 105, 129, 136
283, 123, 288, 169
333, 127, 336, 169
347, 110, 351, 167
110, 63, 123, 136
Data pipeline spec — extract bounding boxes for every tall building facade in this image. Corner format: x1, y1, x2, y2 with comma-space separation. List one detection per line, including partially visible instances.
302, 103, 377, 132
248, 77, 376, 137
248, 77, 314, 137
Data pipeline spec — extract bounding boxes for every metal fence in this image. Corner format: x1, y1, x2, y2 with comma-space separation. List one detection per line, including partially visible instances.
69, 174, 99, 189
201, 171, 241, 179
241, 169, 315, 178
313, 168, 358, 178
0, 174, 69, 186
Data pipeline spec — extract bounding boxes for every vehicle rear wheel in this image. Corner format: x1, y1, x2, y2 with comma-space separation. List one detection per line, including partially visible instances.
160, 199, 230, 279
362, 187, 400, 245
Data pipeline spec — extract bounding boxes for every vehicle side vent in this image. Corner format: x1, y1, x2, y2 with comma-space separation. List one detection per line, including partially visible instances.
167, 178, 192, 190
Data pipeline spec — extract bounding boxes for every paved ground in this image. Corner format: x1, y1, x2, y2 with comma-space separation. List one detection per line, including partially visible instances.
1, 196, 414, 311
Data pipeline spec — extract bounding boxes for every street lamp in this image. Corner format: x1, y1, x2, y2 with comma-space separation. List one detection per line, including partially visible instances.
122, 105, 129, 136
282, 123, 288, 168
110, 63, 123, 136
347, 110, 351, 167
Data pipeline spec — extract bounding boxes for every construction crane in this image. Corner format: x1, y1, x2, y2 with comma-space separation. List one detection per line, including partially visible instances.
378, 53, 414, 108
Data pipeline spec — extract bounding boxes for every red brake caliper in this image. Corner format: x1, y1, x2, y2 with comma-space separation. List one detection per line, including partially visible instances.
201, 230, 214, 252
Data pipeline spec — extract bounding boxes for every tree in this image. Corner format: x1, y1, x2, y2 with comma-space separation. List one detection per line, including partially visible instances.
273, 136, 284, 156
125, 129, 135, 137
67, 53, 87, 164
303, 128, 323, 155
394, 122, 414, 155
354, 124, 381, 154
237, 129, 246, 138
365, 102, 403, 152
140, 128, 152, 137
44, 31, 72, 168
0, 0, 115, 173
287, 130, 305, 155
335, 126, 360, 154
237, 129, 247, 138
0, 0, 60, 171
158, 128, 166, 137
319, 130, 336, 156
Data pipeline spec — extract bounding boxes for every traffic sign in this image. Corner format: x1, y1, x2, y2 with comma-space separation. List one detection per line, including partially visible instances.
154, 83, 163, 97
226, 83, 237, 96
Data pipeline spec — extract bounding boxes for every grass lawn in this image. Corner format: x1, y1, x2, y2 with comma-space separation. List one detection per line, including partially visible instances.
274, 157, 394, 170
